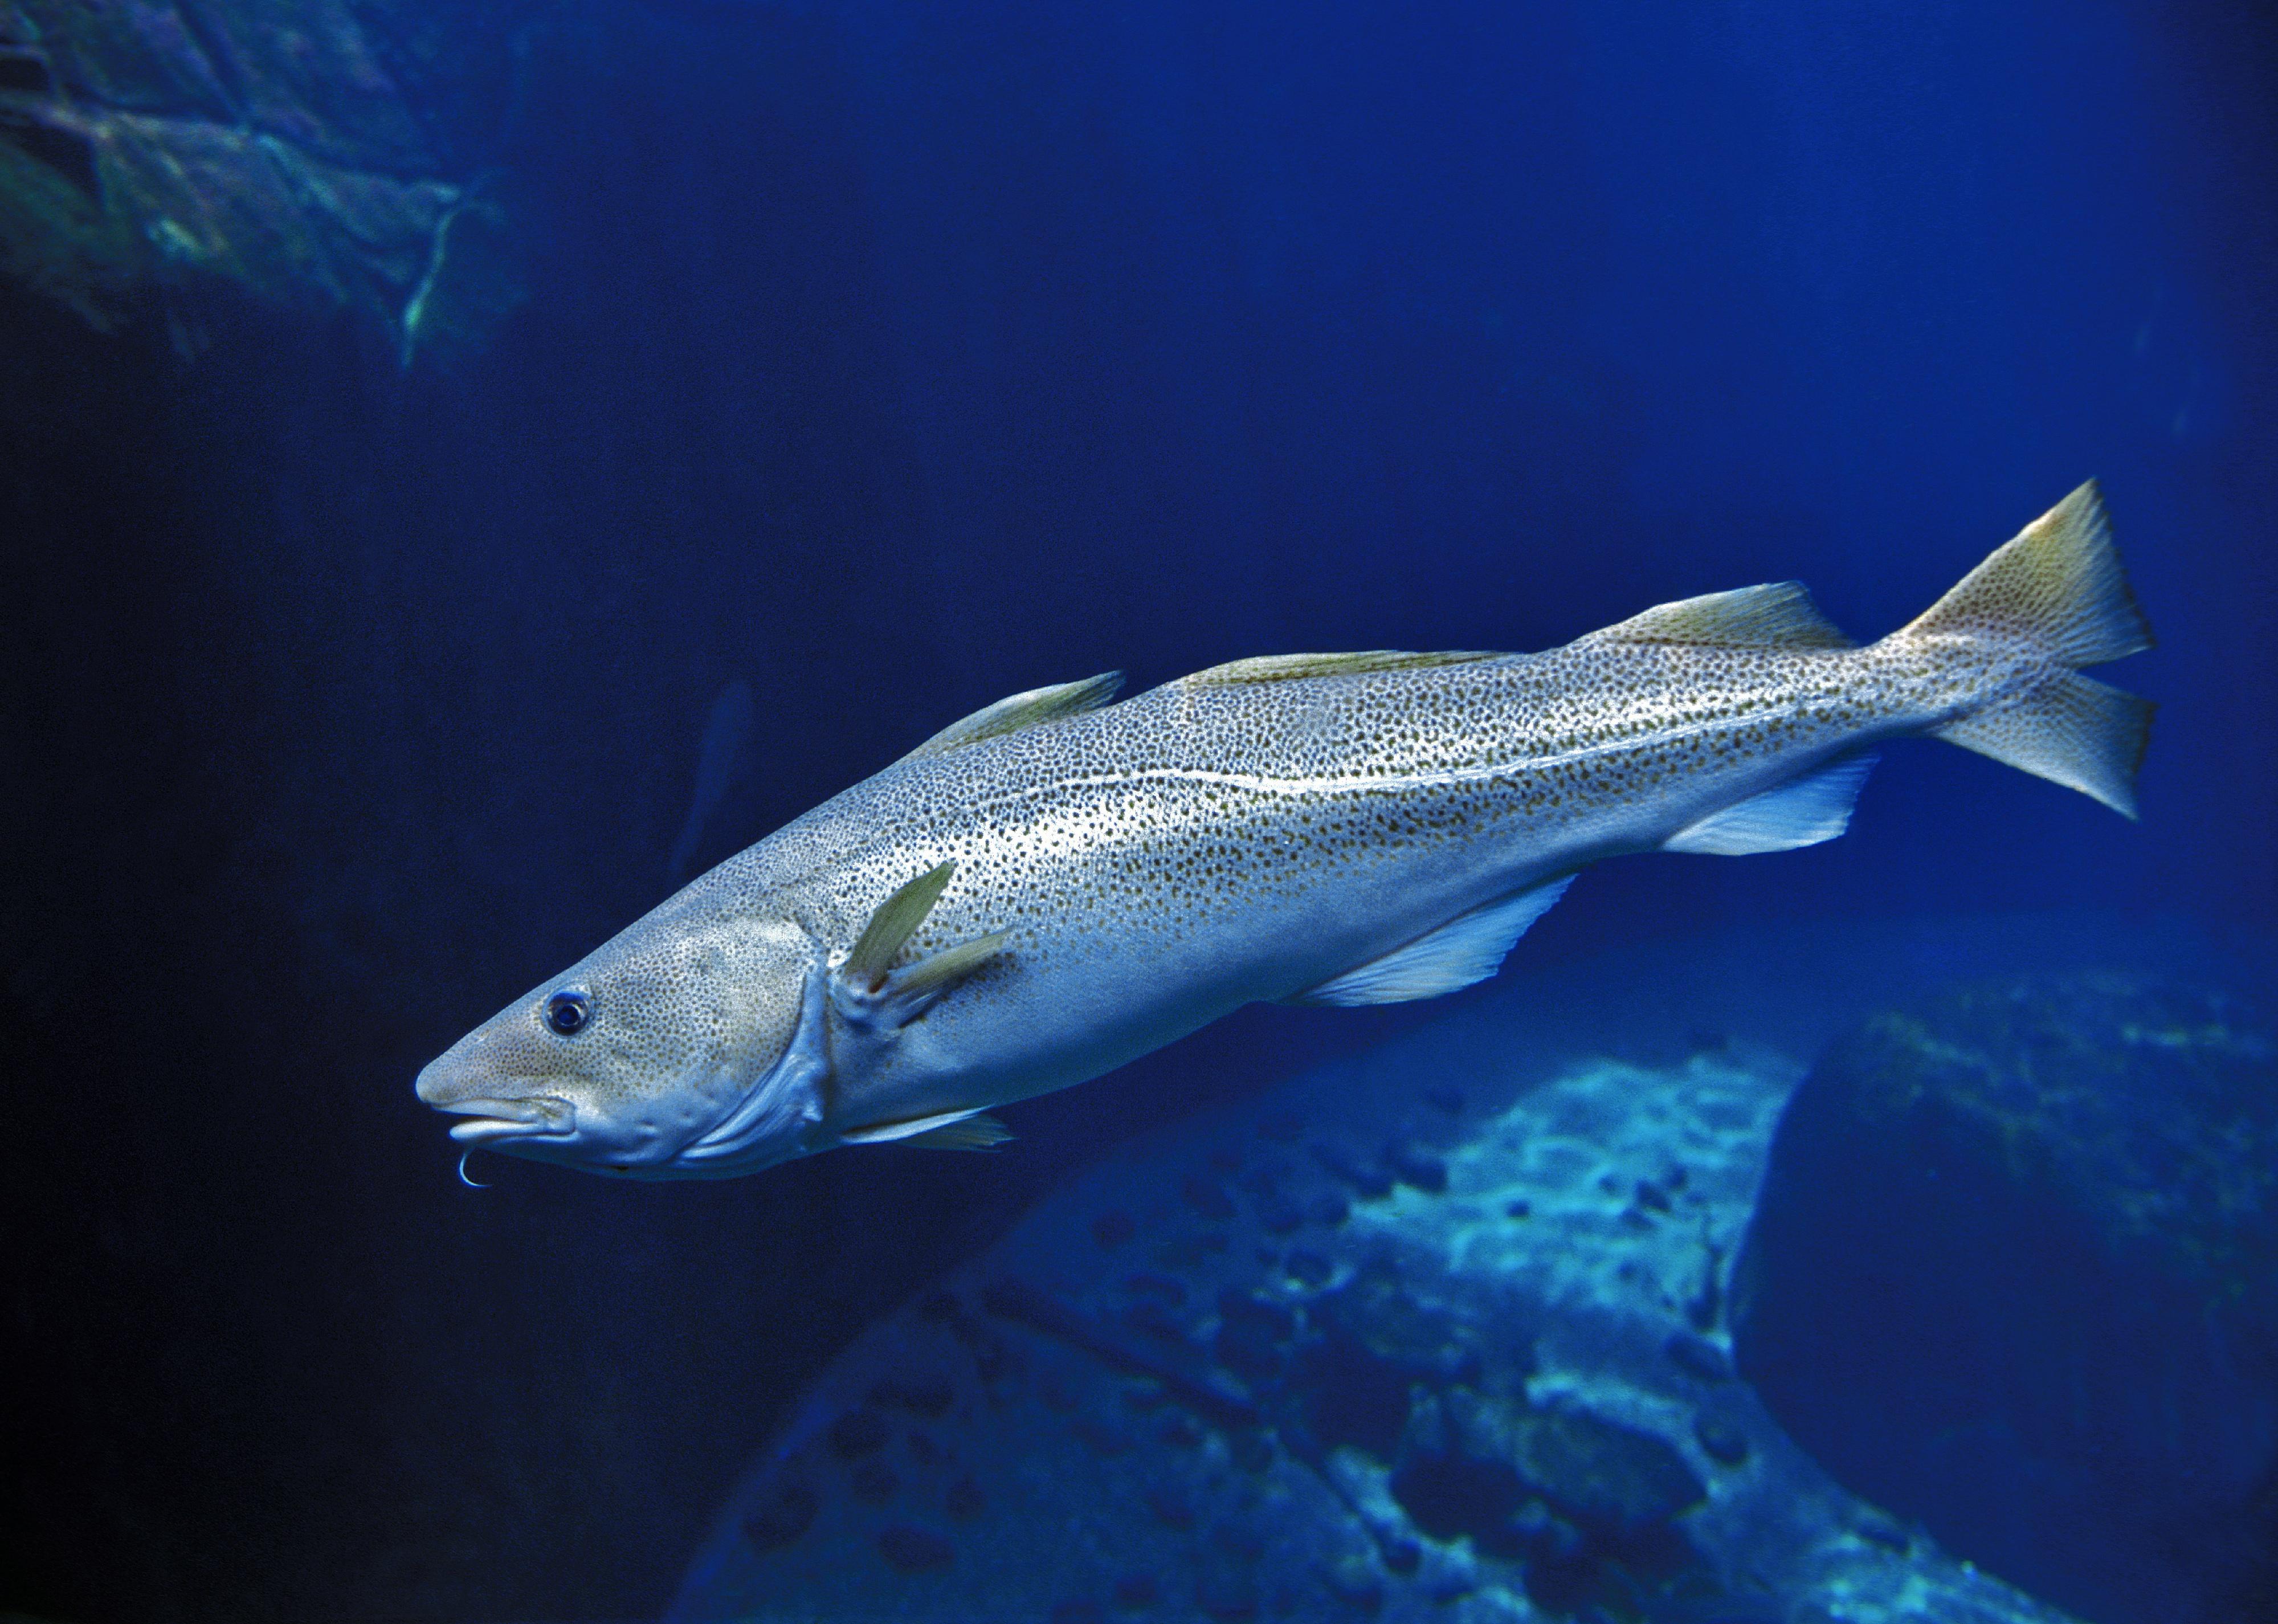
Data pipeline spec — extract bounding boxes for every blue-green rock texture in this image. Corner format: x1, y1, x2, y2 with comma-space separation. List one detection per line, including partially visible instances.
0, 0, 530, 359
1734, 973, 2278, 1624
670, 1013, 2079, 1622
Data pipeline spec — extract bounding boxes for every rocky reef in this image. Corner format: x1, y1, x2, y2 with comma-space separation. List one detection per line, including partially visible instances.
1734, 973, 2278, 1624
0, 0, 532, 360
668, 1028, 2079, 1622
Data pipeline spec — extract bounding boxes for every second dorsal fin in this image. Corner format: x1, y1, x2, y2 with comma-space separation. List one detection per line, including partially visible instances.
1185, 649, 1500, 686
901, 672, 1124, 761
1591, 582, 1852, 650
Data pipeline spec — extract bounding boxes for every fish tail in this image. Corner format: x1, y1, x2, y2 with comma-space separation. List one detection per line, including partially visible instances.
1900, 480, 2155, 818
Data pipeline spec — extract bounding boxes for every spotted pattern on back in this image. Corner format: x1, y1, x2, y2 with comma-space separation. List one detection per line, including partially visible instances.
675, 626, 2003, 994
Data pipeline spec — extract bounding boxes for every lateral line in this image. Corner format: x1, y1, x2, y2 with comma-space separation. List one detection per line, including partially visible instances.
954, 699, 1841, 814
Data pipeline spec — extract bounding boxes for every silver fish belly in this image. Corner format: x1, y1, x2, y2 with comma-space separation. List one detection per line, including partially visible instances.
416, 483, 2152, 1179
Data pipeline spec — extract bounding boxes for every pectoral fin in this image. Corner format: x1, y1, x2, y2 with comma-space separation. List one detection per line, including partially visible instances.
890, 931, 1011, 998
1662, 751, 1879, 855
844, 862, 958, 991
832, 861, 1010, 1031
840, 1107, 1012, 1150
1284, 875, 1574, 1007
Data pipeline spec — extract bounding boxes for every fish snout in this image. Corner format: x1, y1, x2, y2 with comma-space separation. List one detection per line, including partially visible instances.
414, 1055, 460, 1107
415, 1024, 540, 1107
415, 1042, 578, 1146
414, 1046, 498, 1107
435, 1095, 578, 1145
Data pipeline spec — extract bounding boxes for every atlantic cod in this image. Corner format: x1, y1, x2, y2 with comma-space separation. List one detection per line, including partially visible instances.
417, 483, 2153, 1179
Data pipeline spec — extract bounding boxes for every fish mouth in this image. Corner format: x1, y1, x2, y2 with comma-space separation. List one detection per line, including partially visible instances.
437, 1096, 578, 1145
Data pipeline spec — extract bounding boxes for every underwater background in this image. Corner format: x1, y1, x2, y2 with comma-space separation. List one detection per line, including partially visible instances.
3, 1, 2274, 1621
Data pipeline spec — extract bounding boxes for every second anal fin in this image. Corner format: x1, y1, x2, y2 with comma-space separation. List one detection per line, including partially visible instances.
1662, 751, 1879, 856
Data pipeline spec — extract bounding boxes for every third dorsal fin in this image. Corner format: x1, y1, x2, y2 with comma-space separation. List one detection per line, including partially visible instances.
1591, 582, 1852, 650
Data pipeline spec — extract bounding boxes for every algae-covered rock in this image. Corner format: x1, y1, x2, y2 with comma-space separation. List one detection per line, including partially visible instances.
0, 0, 532, 360
1733, 973, 2278, 1624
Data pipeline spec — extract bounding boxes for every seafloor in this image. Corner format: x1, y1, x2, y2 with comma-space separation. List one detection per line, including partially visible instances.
665, 914, 2256, 1624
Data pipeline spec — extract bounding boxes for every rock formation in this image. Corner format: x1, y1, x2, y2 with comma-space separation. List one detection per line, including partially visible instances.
669, 1026, 2082, 1622
0, 0, 532, 360
1736, 973, 2278, 1624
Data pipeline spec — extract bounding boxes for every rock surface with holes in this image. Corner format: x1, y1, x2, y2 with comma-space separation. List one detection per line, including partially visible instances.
666, 1017, 2082, 1623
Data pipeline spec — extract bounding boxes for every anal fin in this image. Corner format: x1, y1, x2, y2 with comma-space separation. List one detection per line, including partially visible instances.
840, 1107, 1011, 1150
1283, 875, 1574, 1007
1663, 751, 1878, 856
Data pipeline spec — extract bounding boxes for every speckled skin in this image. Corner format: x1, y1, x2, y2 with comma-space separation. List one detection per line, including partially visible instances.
760, 639, 1926, 1109
414, 487, 2148, 1178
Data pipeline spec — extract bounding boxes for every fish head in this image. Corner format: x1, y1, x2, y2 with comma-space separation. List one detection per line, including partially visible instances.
415, 910, 819, 1178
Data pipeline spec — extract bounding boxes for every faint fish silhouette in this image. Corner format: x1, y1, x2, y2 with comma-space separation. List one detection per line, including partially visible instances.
667, 679, 755, 885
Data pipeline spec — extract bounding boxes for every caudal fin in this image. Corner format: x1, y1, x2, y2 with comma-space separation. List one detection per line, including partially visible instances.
1903, 480, 2151, 663
1904, 480, 2155, 818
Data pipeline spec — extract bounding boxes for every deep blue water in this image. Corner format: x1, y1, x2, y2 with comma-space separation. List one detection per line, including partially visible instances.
3, 2, 2272, 1620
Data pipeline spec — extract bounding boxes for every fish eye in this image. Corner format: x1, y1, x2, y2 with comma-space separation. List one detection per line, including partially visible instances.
544, 989, 593, 1036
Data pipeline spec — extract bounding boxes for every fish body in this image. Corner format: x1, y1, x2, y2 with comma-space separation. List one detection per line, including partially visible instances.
417, 484, 2153, 1178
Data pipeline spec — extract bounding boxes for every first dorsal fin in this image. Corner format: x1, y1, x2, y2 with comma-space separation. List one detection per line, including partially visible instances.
1591, 582, 1852, 650
900, 672, 1124, 761
1185, 649, 1500, 686
902, 665, 1125, 761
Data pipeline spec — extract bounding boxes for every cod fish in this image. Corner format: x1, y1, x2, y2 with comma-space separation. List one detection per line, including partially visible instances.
418, 483, 2152, 1180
